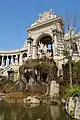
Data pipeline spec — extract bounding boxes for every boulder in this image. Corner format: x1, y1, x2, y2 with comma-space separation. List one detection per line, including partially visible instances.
75, 97, 80, 119
23, 96, 40, 104
68, 97, 75, 114
65, 97, 80, 119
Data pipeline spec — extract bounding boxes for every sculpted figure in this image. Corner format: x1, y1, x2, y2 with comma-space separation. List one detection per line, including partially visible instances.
39, 42, 44, 50
44, 44, 47, 54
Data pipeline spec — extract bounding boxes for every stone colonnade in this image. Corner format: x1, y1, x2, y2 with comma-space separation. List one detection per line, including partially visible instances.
0, 54, 19, 67
0, 52, 26, 67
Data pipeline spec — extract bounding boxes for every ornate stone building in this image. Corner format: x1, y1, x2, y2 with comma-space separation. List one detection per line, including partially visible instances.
0, 9, 80, 77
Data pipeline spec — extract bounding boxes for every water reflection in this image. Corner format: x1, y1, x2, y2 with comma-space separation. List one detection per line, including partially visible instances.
0, 103, 71, 120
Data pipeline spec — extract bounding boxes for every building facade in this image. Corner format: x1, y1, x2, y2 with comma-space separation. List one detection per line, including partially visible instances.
0, 9, 80, 77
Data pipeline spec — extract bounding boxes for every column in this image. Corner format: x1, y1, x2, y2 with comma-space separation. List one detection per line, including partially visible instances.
11, 55, 13, 64
52, 41, 54, 57
53, 31, 57, 57
6, 56, 9, 66
19, 53, 23, 65
2, 55, 4, 67
15, 55, 18, 64
27, 43, 31, 58
32, 45, 37, 59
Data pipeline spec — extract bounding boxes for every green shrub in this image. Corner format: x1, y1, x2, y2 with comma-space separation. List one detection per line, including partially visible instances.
64, 86, 80, 98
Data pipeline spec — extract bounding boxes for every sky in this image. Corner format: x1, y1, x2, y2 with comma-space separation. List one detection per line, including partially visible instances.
0, 0, 80, 50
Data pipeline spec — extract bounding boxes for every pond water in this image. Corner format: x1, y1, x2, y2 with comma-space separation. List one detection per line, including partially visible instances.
0, 103, 73, 120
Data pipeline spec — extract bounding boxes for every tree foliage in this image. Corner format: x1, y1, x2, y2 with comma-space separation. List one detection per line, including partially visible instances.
64, 86, 80, 98
63, 60, 80, 85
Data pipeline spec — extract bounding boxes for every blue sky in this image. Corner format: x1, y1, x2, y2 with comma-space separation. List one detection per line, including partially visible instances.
0, 0, 80, 50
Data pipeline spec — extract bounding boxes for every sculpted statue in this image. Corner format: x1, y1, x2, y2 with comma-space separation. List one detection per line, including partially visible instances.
31, 9, 56, 27
39, 42, 44, 50
44, 44, 47, 53
46, 52, 52, 58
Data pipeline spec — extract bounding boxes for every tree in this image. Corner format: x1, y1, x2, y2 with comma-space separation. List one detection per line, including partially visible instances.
63, 28, 73, 87
72, 60, 80, 85
63, 14, 77, 87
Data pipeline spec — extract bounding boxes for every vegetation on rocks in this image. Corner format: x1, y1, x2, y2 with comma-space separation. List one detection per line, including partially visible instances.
64, 86, 80, 99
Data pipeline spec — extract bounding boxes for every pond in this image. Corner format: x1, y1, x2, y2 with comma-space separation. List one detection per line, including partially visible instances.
0, 102, 73, 120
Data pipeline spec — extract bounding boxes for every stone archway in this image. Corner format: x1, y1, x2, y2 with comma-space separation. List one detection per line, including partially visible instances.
32, 32, 54, 59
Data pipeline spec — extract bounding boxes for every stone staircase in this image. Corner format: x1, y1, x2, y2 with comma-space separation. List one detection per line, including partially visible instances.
0, 65, 12, 76
0, 63, 20, 77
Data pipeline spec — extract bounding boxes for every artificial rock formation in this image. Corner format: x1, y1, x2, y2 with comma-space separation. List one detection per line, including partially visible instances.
18, 58, 58, 94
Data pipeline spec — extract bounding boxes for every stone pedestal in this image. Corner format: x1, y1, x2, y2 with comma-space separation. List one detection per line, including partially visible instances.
49, 81, 59, 98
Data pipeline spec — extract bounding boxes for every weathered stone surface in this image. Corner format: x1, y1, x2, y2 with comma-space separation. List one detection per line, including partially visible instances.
49, 81, 59, 98
28, 76, 35, 86
65, 97, 80, 119
75, 97, 80, 119
18, 80, 26, 92
68, 97, 75, 115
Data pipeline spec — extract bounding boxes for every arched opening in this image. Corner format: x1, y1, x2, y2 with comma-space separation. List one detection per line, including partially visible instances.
23, 53, 27, 58
39, 36, 52, 50
36, 35, 53, 58
22, 53, 27, 63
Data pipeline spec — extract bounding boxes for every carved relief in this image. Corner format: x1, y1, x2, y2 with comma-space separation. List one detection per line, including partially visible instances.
31, 9, 57, 27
